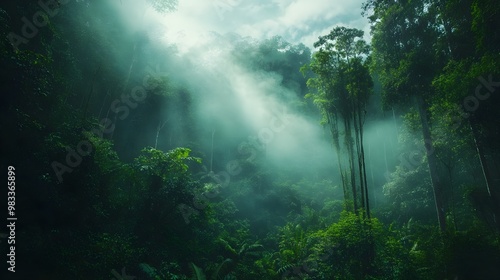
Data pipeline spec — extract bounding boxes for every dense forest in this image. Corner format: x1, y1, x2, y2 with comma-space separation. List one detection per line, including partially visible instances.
1, 0, 499, 279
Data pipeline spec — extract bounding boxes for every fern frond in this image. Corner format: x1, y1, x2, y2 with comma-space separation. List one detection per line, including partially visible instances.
189, 263, 206, 280
212, 258, 232, 280
277, 263, 295, 274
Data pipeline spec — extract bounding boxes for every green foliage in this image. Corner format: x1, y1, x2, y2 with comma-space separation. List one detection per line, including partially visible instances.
232, 35, 311, 99
140, 263, 160, 279
275, 211, 423, 280
366, 0, 442, 108
308, 211, 379, 279
387, 220, 444, 279
189, 260, 238, 280
254, 252, 279, 278
278, 223, 309, 266
190, 263, 207, 280
146, 75, 172, 96
139, 262, 189, 280
219, 239, 263, 261
471, 0, 500, 54
136, 147, 201, 177
84, 130, 122, 173
382, 164, 434, 223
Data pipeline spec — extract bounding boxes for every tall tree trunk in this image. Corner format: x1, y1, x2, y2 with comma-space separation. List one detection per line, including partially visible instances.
354, 109, 365, 215
359, 114, 370, 219
155, 119, 168, 149
416, 95, 446, 231
210, 129, 215, 172
329, 113, 349, 204
368, 141, 376, 208
345, 118, 358, 214
354, 102, 370, 219
469, 117, 500, 230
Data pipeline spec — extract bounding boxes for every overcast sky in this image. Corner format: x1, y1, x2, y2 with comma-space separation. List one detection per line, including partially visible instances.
128, 0, 371, 52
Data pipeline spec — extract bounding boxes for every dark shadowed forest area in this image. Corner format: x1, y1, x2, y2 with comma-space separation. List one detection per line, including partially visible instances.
1, 0, 499, 279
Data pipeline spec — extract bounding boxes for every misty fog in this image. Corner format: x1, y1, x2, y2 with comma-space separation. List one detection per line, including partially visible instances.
102, 0, 403, 196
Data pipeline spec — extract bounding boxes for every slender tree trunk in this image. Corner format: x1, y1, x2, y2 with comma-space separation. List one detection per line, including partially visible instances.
155, 119, 168, 149
354, 103, 370, 219
210, 129, 215, 173
445, 163, 457, 231
368, 141, 376, 208
345, 118, 358, 214
329, 112, 348, 204
469, 117, 500, 230
416, 95, 446, 232
358, 110, 370, 219
354, 109, 365, 216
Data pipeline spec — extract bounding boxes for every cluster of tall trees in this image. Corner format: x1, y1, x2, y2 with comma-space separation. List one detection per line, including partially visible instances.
364, 0, 500, 232
300, 0, 499, 236
301, 27, 373, 219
